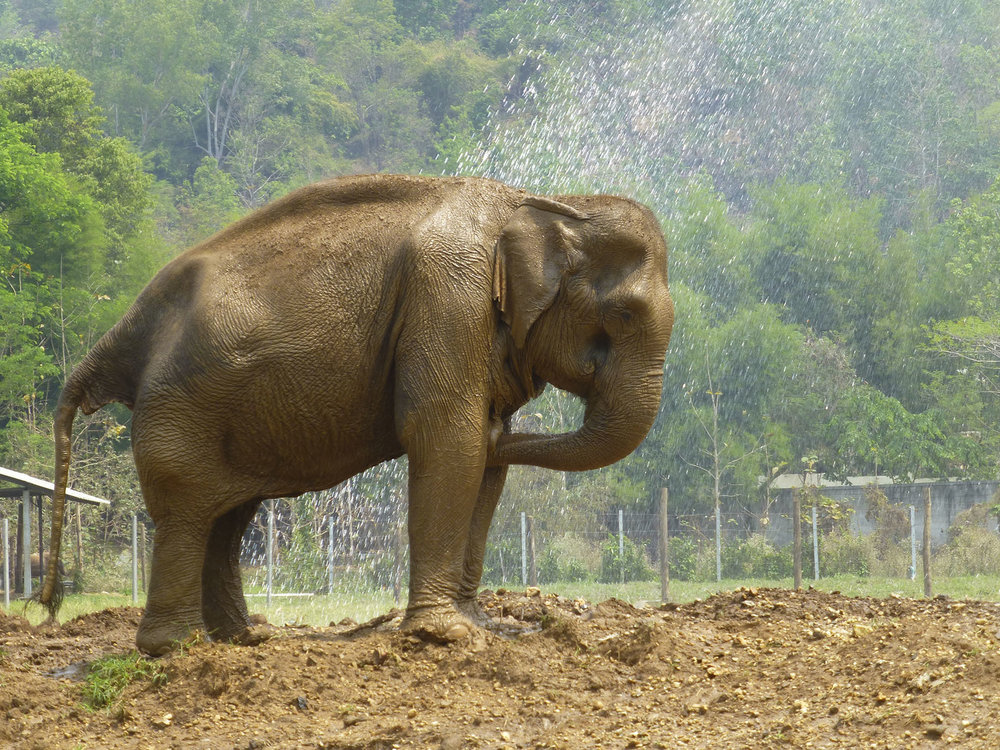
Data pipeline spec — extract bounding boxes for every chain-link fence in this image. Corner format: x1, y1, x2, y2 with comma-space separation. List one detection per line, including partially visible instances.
4, 484, 1000, 611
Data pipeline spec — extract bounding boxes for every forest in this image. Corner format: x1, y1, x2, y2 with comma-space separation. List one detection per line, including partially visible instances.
2, 0, 1000, 579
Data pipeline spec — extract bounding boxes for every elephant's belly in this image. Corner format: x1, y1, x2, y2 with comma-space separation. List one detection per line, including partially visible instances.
132, 365, 403, 501
217, 378, 402, 493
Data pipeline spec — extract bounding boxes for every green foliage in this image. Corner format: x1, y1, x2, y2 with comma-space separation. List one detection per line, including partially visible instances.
721, 534, 792, 579
933, 500, 1000, 578
538, 533, 598, 584
3, 0, 1000, 587
598, 534, 655, 584
82, 652, 167, 710
824, 386, 951, 481
819, 530, 875, 577
666, 536, 697, 582
946, 176, 1000, 317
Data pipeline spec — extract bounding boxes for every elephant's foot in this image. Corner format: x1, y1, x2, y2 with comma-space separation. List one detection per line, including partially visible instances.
231, 623, 280, 646
401, 603, 477, 643
136, 612, 205, 656
455, 596, 492, 627
202, 599, 252, 643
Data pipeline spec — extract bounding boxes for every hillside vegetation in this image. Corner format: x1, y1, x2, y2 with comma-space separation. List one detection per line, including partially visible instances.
3, 0, 1000, 554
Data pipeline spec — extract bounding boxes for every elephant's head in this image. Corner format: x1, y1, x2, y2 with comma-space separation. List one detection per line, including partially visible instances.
491, 193, 674, 471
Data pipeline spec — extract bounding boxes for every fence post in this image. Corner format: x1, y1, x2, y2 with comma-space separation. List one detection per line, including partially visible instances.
139, 522, 147, 592
618, 509, 625, 584
327, 515, 335, 596
811, 504, 819, 580
3, 517, 9, 608
909, 505, 917, 580
394, 521, 405, 606
659, 488, 669, 604
527, 515, 538, 587
792, 490, 802, 591
131, 513, 138, 605
923, 487, 932, 598
266, 500, 275, 607
520, 512, 527, 586
714, 502, 721, 582
22, 491, 31, 598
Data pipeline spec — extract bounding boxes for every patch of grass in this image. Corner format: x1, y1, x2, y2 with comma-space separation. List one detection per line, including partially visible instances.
243, 585, 400, 626
81, 651, 166, 710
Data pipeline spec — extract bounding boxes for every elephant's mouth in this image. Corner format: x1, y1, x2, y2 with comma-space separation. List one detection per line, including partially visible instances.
530, 372, 546, 397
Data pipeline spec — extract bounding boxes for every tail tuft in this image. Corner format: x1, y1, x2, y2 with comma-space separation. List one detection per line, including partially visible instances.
31, 583, 64, 621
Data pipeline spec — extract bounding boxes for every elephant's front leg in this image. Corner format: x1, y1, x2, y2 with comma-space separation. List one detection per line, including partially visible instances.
402, 442, 488, 642
455, 465, 508, 625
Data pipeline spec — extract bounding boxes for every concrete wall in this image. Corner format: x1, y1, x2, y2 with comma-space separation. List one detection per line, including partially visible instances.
764, 480, 1000, 548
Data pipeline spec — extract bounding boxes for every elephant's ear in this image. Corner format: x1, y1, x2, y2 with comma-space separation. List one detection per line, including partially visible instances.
495, 197, 590, 348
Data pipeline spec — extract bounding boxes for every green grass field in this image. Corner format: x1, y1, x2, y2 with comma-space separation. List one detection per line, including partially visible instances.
6, 574, 999, 627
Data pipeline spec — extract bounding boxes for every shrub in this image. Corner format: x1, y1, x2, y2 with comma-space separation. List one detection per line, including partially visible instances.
937, 505, 1000, 576
667, 536, 697, 581
865, 487, 909, 558
722, 534, 792, 579
599, 534, 655, 583
276, 533, 327, 593
820, 530, 875, 577
538, 533, 598, 583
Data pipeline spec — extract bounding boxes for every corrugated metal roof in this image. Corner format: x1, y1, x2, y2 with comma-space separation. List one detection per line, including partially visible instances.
0, 466, 110, 506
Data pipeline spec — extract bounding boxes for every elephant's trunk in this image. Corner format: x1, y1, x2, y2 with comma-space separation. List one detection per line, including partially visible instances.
490, 361, 664, 472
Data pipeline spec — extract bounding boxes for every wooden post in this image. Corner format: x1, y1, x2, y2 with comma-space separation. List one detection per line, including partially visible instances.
923, 486, 932, 598
792, 489, 802, 591
527, 515, 538, 587
520, 512, 527, 586
619, 509, 626, 585
659, 488, 669, 604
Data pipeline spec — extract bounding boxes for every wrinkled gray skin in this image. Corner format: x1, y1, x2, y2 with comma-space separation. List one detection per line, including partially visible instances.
41, 174, 674, 655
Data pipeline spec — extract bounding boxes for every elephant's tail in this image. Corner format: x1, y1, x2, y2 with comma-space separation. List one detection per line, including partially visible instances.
35, 376, 83, 617
37, 336, 140, 618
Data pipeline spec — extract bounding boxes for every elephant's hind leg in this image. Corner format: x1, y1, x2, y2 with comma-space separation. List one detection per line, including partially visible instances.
202, 499, 262, 641
138, 516, 212, 656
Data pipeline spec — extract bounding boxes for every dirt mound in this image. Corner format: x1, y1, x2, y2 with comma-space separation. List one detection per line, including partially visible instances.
0, 609, 31, 634
61, 607, 144, 637
4, 587, 1000, 748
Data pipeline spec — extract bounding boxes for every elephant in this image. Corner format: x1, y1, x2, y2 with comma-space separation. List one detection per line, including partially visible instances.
39, 174, 674, 655
30, 552, 67, 581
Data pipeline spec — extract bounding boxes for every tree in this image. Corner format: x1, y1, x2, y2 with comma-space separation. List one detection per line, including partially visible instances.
57, 0, 209, 152
823, 384, 953, 481
0, 107, 100, 462
0, 67, 153, 264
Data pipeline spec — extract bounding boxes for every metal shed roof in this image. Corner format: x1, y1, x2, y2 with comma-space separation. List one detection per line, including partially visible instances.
0, 466, 110, 506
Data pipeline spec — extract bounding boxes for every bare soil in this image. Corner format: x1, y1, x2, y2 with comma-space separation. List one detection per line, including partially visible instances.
3, 587, 1000, 748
